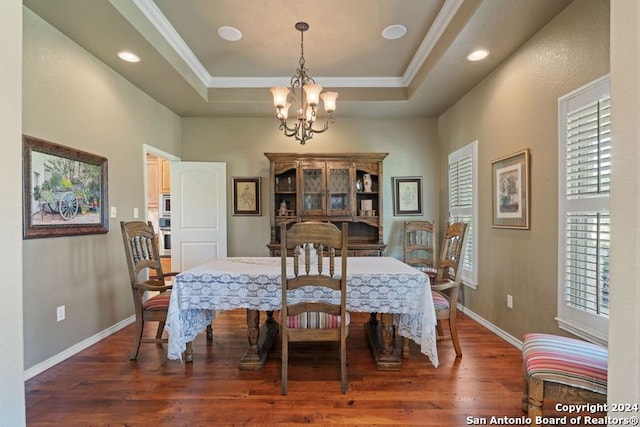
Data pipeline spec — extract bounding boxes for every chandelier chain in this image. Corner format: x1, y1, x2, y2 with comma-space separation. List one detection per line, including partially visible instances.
270, 21, 337, 144
299, 29, 305, 70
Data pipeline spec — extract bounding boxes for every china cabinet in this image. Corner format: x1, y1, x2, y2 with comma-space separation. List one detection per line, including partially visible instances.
265, 153, 388, 256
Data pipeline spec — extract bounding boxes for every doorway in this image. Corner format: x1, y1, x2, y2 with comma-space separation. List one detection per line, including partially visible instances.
143, 144, 179, 269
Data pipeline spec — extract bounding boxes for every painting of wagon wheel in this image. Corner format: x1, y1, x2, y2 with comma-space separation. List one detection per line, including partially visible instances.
23, 135, 108, 239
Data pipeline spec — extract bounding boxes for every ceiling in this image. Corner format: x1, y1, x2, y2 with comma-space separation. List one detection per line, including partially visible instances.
23, 0, 572, 119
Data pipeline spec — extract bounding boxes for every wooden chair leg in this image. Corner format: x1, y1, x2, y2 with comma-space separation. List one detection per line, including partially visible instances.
130, 318, 144, 360
155, 321, 165, 340
521, 368, 530, 412
527, 376, 544, 426
401, 336, 410, 359
436, 320, 445, 339
281, 334, 288, 395
449, 317, 462, 357
206, 324, 213, 341
341, 339, 347, 394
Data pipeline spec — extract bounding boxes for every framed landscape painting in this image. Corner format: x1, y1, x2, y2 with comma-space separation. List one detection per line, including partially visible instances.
491, 148, 530, 229
22, 135, 109, 239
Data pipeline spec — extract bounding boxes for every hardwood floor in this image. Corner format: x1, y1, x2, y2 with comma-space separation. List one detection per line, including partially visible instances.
25, 310, 599, 426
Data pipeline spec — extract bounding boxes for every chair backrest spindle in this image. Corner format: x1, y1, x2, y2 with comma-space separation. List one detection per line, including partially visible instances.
404, 220, 437, 274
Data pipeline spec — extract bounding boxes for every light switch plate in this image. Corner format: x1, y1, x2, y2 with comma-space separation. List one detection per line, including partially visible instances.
110, 206, 117, 218
57, 305, 65, 322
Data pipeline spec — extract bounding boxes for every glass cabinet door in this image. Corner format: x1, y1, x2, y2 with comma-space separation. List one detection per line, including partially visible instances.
301, 161, 354, 216
274, 164, 297, 219
301, 162, 325, 216
327, 163, 353, 216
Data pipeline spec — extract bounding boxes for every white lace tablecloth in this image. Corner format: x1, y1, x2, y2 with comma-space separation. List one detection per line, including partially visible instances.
166, 257, 439, 367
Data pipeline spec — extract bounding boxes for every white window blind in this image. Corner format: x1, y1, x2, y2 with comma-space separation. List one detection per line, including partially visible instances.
566, 97, 611, 198
448, 141, 477, 287
565, 212, 610, 316
558, 75, 610, 345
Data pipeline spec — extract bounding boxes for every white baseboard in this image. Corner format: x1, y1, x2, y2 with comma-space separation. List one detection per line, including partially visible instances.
23, 315, 135, 381
458, 304, 524, 350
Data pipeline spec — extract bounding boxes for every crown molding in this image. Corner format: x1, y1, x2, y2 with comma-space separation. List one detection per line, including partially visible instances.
207, 76, 405, 89
402, 0, 464, 86
132, 0, 462, 90
132, 0, 211, 86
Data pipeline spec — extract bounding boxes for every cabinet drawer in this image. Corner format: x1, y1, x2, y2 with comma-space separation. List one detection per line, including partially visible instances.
353, 249, 381, 257
271, 249, 298, 257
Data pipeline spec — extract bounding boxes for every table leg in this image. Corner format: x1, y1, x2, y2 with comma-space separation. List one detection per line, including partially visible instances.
248, 309, 260, 353
380, 313, 394, 355
369, 312, 378, 326
239, 309, 279, 370
364, 312, 402, 370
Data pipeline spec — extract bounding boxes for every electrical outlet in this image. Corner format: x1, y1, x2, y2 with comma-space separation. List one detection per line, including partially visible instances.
133, 207, 139, 218
506, 295, 513, 309
57, 305, 65, 322
110, 206, 117, 218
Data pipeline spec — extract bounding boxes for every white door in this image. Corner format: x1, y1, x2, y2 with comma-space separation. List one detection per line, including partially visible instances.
171, 162, 227, 271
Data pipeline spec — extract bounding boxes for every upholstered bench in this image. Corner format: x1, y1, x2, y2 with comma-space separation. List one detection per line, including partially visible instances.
521, 333, 607, 426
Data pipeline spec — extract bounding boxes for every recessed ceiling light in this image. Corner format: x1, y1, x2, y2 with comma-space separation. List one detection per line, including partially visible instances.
382, 25, 407, 40
467, 49, 489, 61
117, 51, 141, 63
217, 26, 242, 42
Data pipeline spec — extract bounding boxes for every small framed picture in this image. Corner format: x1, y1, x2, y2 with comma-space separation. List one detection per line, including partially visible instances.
233, 177, 261, 216
491, 149, 530, 229
393, 176, 422, 216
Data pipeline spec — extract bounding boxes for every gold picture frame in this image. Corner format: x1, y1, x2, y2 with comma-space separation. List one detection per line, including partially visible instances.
491, 149, 530, 229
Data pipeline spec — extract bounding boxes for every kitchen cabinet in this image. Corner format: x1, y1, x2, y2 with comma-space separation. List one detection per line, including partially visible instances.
160, 159, 171, 194
146, 157, 160, 209
147, 156, 171, 210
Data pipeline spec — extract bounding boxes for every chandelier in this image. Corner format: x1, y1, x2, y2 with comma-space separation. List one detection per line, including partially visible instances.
270, 22, 338, 145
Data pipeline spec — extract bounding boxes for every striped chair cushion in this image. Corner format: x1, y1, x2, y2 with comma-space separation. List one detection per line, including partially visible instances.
142, 291, 171, 311
432, 291, 450, 311
279, 311, 350, 329
522, 333, 607, 395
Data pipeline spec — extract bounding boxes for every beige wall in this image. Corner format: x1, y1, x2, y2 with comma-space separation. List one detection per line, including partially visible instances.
609, 0, 640, 408
438, 0, 610, 339
181, 117, 440, 259
22, 8, 182, 370
1, 0, 25, 424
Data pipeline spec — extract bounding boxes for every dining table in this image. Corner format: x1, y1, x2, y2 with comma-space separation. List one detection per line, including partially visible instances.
165, 256, 439, 370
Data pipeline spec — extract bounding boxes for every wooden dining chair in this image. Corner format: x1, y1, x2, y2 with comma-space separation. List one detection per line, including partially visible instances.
280, 221, 349, 395
431, 221, 467, 357
120, 220, 212, 360
403, 220, 438, 275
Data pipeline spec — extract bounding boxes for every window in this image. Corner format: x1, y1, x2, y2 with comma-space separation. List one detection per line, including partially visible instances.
448, 140, 478, 288
557, 75, 610, 345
